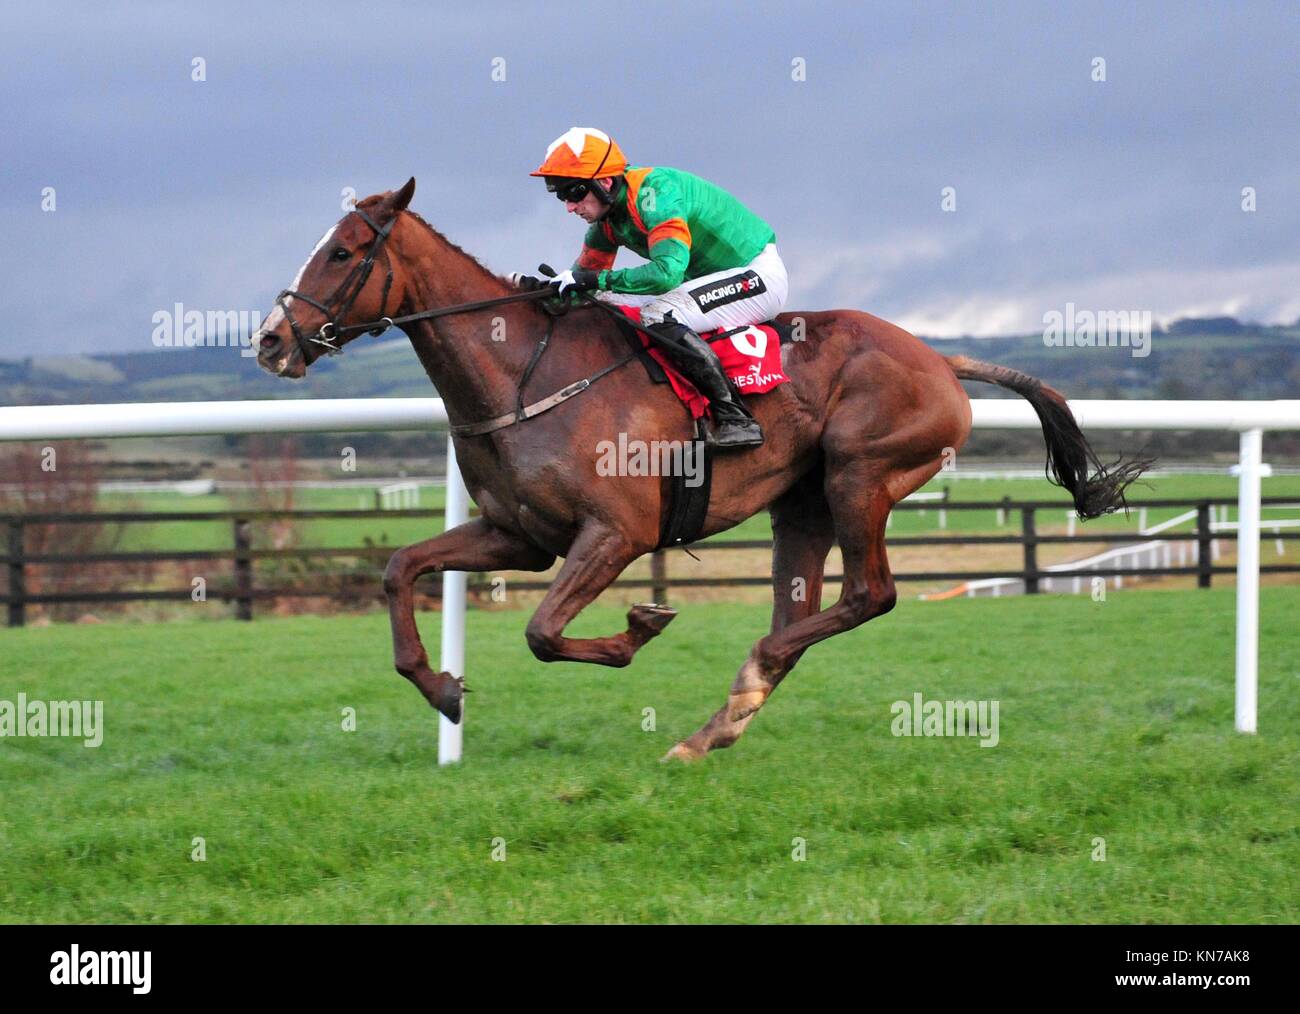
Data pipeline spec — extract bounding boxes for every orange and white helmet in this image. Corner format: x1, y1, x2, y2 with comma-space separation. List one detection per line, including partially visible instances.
530, 127, 628, 181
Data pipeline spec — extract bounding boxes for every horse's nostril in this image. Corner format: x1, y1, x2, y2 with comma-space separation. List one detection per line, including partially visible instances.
258, 332, 280, 352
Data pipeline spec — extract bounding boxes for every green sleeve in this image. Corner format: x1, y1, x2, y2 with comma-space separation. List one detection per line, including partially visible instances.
600, 175, 691, 295
599, 239, 688, 295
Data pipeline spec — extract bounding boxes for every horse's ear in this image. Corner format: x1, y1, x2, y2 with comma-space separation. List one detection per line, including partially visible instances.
390, 177, 416, 213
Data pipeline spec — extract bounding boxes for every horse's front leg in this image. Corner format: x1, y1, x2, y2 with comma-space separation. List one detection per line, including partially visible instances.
383, 518, 554, 720
524, 522, 677, 666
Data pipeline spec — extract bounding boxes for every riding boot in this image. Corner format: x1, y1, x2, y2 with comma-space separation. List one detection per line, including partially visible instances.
644, 317, 764, 449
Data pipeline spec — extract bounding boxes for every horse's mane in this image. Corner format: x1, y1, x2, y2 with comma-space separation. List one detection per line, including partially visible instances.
356, 193, 510, 292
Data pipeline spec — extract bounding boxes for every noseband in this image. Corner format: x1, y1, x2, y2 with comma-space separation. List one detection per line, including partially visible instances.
274, 207, 396, 360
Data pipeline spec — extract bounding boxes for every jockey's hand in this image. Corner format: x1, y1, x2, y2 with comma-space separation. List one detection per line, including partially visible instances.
549, 268, 599, 296
508, 272, 549, 292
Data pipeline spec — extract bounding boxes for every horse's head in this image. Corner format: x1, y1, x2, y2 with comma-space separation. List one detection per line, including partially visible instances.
255, 177, 416, 378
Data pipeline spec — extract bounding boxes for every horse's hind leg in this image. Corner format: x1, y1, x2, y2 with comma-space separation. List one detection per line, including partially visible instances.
726, 469, 903, 724
722, 455, 944, 727
664, 474, 836, 761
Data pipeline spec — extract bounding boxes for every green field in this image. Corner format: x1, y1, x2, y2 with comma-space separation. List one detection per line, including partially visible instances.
98, 485, 453, 553
89, 472, 1300, 553
1, 588, 1297, 923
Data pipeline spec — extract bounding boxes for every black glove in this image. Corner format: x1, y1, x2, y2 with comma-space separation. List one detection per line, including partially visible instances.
548, 267, 600, 295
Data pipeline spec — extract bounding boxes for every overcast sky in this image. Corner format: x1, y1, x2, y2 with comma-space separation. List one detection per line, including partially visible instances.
4, 0, 1299, 359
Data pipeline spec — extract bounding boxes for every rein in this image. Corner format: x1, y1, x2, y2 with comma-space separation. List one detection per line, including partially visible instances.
445, 290, 681, 437
334, 288, 559, 337
447, 294, 645, 437
277, 207, 557, 359
284, 215, 644, 437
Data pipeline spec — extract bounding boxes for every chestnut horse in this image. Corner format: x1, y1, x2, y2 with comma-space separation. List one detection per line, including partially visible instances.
254, 179, 1145, 760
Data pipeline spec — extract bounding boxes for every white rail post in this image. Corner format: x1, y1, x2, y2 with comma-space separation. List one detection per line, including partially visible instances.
439, 435, 470, 764
1235, 428, 1262, 734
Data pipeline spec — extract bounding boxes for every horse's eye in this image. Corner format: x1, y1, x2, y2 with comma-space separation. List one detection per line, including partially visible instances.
331, 247, 351, 261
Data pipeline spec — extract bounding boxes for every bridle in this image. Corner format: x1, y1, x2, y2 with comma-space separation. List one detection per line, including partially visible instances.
268, 217, 657, 438
274, 207, 396, 361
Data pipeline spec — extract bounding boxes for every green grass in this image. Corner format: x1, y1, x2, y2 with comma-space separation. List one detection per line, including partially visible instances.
98, 486, 452, 552
80, 472, 1300, 554
1, 588, 1297, 923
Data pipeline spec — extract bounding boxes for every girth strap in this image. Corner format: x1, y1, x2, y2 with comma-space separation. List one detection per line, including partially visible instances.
657, 416, 713, 548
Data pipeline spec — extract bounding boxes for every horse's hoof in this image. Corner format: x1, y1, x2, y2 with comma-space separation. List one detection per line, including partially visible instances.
437, 697, 462, 725
419, 670, 464, 724
727, 689, 767, 723
628, 603, 678, 641
661, 741, 704, 763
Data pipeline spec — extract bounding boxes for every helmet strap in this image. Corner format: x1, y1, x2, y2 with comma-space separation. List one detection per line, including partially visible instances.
591, 175, 621, 208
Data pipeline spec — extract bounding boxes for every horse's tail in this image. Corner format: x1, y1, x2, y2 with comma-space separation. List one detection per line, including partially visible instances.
946, 355, 1151, 519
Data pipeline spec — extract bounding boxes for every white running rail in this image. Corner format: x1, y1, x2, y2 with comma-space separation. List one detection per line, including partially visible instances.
2, 398, 1299, 742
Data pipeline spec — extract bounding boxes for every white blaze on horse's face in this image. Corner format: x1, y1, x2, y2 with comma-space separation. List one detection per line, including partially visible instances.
261, 224, 339, 333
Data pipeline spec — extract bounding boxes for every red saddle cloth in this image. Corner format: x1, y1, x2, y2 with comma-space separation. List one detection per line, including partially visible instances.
617, 306, 790, 419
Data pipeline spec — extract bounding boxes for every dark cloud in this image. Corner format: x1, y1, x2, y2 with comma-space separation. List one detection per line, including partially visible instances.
4, 0, 1298, 358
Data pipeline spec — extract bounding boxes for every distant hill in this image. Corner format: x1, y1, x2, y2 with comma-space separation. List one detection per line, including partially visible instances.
925, 318, 1300, 401
0, 335, 433, 406
2, 316, 1296, 407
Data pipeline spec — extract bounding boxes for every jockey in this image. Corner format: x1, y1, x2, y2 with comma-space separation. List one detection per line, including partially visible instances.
515, 127, 788, 449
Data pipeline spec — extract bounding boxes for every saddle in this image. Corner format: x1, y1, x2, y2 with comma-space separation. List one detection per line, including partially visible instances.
611, 306, 794, 417
610, 307, 795, 549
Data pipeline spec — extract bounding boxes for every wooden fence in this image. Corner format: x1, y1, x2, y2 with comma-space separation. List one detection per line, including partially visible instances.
4, 497, 1300, 626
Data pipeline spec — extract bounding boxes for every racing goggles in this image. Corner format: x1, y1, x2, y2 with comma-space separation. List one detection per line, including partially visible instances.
551, 178, 597, 203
